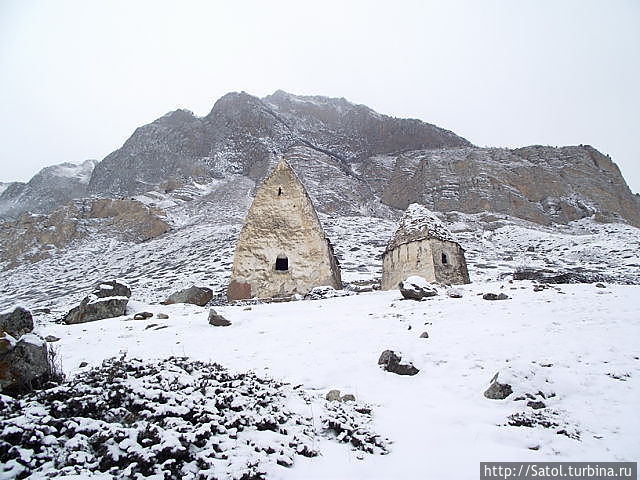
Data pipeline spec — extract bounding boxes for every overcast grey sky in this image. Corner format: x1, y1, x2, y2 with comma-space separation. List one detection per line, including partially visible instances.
1, 0, 639, 192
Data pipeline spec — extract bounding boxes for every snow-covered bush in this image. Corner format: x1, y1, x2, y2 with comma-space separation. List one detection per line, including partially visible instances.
0, 356, 388, 480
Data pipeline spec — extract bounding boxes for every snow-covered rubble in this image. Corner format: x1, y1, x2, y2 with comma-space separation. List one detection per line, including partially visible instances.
0, 356, 388, 480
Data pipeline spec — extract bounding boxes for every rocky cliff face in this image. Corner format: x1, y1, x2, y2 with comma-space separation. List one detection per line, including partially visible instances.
0, 160, 97, 219
376, 145, 640, 226
0, 198, 169, 267
372, 146, 640, 226
1, 90, 638, 228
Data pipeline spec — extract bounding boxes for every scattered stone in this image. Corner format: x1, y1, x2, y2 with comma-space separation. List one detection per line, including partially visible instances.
420, 332, 429, 339
0, 333, 52, 395
399, 276, 438, 301
156, 313, 169, 319
208, 309, 231, 327
243, 307, 252, 311
145, 324, 159, 330
0, 306, 34, 338
378, 350, 419, 376
79, 362, 88, 368
325, 390, 356, 402
153, 325, 168, 331
484, 372, 513, 399
33, 308, 51, 315
304, 286, 350, 301
44, 335, 60, 343
595, 283, 606, 288
527, 400, 546, 410
527, 246, 535, 252
483, 293, 510, 301
446, 288, 463, 298
163, 285, 213, 306
512, 268, 611, 285
133, 312, 153, 320
325, 389, 341, 401
64, 280, 131, 325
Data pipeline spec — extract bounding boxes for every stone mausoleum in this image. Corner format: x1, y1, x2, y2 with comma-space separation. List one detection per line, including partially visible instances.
382, 203, 470, 289
228, 158, 342, 300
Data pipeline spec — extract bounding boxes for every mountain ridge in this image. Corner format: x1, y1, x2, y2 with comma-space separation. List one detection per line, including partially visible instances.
1, 90, 638, 228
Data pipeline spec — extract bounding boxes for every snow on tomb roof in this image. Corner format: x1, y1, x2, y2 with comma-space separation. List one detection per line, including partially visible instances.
386, 203, 457, 252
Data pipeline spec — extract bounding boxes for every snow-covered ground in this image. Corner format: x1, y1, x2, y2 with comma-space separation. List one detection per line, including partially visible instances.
27, 279, 640, 479
1, 204, 639, 479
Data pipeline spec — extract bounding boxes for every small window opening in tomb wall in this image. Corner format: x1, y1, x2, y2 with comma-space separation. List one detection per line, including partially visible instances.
441, 252, 448, 264
278, 187, 282, 196
275, 254, 288, 271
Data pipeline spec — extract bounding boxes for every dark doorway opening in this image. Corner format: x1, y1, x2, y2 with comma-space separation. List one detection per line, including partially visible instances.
441, 253, 448, 264
275, 255, 288, 271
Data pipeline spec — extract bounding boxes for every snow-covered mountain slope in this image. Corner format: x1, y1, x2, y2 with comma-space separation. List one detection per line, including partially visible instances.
0, 159, 97, 219
1, 201, 638, 314
22, 281, 640, 479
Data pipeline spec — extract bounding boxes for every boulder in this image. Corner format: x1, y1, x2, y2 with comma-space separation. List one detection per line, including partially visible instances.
446, 288, 463, 298
304, 286, 350, 300
133, 312, 153, 320
44, 335, 60, 342
156, 313, 169, 319
399, 276, 438, 301
64, 280, 131, 325
378, 350, 419, 376
527, 400, 546, 410
483, 372, 513, 399
163, 286, 213, 306
482, 293, 510, 301
419, 331, 429, 338
208, 309, 231, 327
0, 333, 52, 395
325, 390, 356, 402
325, 389, 342, 401
0, 306, 34, 338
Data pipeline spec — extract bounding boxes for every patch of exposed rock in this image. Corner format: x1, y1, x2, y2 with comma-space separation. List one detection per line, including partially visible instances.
483, 293, 510, 301
399, 276, 438, 300
0, 198, 169, 267
163, 285, 213, 306
378, 350, 419, 376
63, 280, 132, 325
0, 307, 56, 396
208, 309, 231, 326
0, 306, 34, 338
379, 145, 640, 227
484, 372, 513, 399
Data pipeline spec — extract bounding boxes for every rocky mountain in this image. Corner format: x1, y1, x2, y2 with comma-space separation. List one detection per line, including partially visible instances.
372, 145, 640, 226
1, 90, 639, 229
0, 160, 97, 219
86, 91, 470, 199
